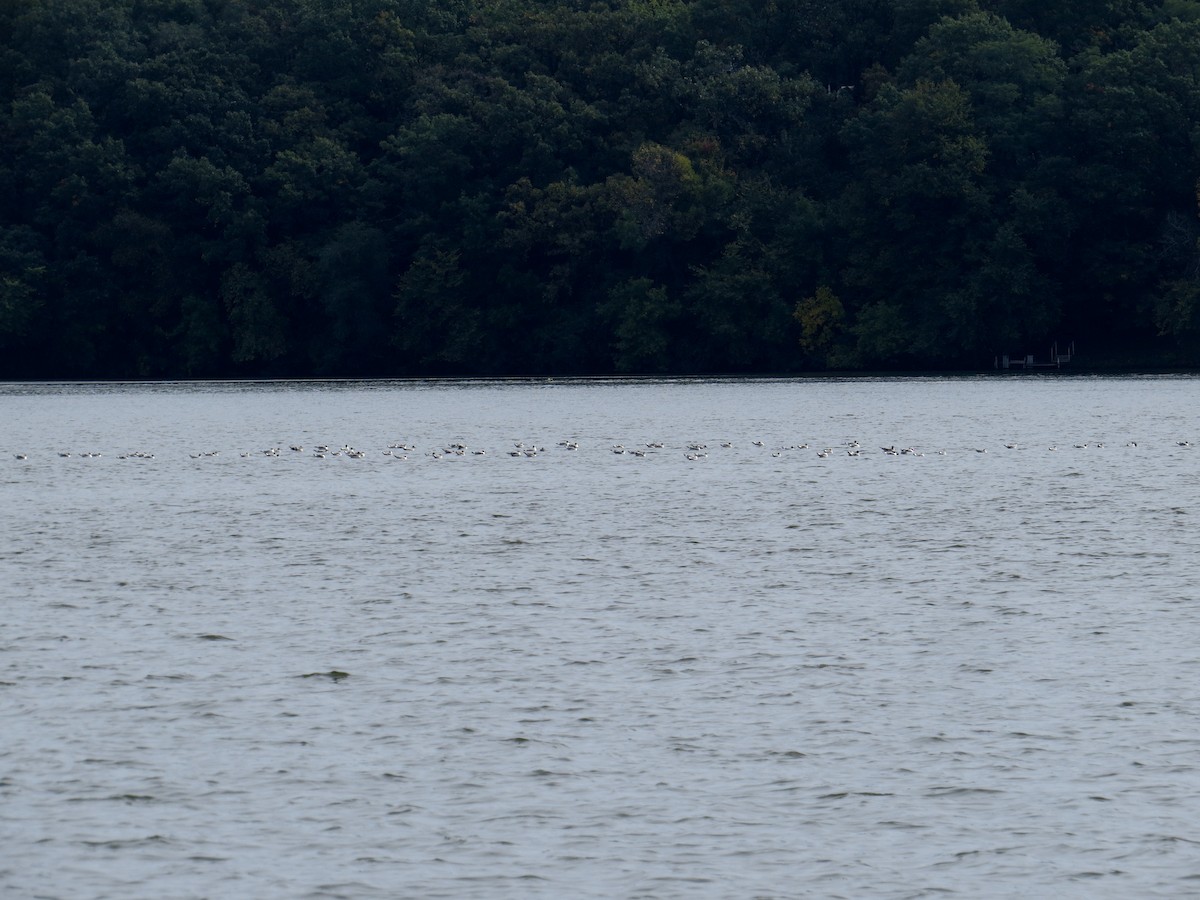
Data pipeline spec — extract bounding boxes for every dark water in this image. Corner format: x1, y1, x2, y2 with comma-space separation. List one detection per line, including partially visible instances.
3, 376, 1200, 898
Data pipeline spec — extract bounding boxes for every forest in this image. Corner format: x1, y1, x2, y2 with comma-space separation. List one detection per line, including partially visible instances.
3, 0, 1200, 377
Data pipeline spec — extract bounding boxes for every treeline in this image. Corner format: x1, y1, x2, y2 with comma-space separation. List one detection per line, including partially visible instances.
3, 0, 1200, 377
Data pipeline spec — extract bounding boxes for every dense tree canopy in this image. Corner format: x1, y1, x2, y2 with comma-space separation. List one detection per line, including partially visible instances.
2, 0, 1200, 377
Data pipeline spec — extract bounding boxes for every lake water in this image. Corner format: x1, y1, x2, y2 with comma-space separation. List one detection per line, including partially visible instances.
3, 375, 1200, 898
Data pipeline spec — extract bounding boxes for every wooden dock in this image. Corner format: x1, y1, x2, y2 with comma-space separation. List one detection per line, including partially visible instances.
996, 341, 1075, 370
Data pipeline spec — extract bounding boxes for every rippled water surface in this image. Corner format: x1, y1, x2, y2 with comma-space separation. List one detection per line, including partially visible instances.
4, 376, 1200, 898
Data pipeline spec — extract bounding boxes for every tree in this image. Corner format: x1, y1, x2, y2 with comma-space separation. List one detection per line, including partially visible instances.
601, 277, 680, 372
837, 79, 993, 364
392, 243, 483, 372
0, 225, 47, 372
794, 285, 846, 365
897, 12, 1066, 178
312, 222, 392, 373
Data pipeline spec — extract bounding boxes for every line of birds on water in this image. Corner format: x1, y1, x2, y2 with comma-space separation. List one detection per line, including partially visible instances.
9, 439, 1187, 462
10, 450, 156, 460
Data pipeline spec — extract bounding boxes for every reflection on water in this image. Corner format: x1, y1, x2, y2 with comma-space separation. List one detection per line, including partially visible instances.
3, 376, 1200, 898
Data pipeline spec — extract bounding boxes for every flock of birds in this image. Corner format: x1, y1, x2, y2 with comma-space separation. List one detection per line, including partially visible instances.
8, 438, 1184, 463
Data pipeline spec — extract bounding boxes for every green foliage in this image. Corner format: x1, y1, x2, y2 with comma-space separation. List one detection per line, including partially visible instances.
892, 0, 982, 53
1158, 0, 1200, 21
2, 0, 1199, 375
0, 226, 47, 355
685, 238, 796, 371
601, 277, 679, 372
794, 285, 846, 359
221, 263, 288, 366
853, 301, 913, 365
392, 243, 482, 372
897, 12, 1066, 172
